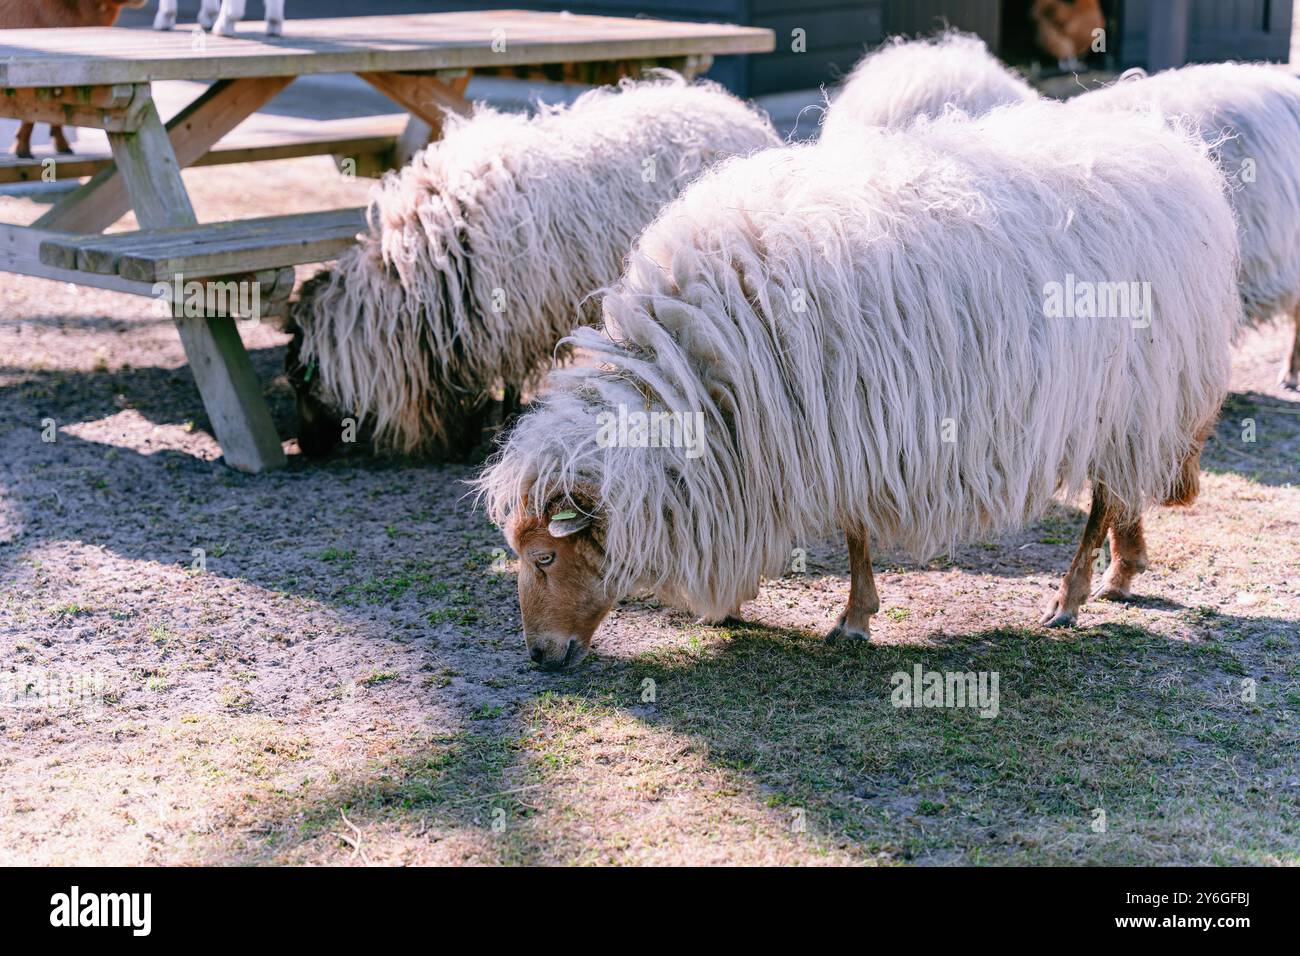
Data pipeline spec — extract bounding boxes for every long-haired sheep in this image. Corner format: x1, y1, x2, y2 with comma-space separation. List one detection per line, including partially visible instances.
287, 74, 779, 458
1073, 63, 1300, 388
820, 32, 1037, 138
478, 100, 1239, 669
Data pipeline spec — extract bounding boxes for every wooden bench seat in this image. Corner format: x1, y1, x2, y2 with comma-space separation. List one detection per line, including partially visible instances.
38, 206, 365, 281
0, 113, 408, 185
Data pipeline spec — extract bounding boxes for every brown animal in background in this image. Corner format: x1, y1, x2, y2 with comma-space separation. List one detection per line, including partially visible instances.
1032, 0, 1105, 69
0, 1, 147, 158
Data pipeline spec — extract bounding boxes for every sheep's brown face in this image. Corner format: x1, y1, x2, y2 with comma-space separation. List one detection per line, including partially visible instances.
284, 322, 345, 458
507, 508, 613, 670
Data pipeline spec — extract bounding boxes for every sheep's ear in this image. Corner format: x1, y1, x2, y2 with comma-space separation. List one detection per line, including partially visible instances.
547, 509, 592, 538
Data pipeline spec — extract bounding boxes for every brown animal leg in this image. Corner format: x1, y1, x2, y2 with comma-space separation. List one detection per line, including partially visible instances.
1040, 482, 1114, 628
13, 122, 33, 159
1281, 304, 1300, 390
1164, 417, 1215, 507
51, 125, 73, 155
1092, 516, 1148, 602
827, 529, 879, 643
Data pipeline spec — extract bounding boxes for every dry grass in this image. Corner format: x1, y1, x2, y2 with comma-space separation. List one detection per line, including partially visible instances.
0, 158, 1296, 865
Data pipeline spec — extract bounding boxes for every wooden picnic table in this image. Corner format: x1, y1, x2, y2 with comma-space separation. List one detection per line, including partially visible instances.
0, 11, 774, 473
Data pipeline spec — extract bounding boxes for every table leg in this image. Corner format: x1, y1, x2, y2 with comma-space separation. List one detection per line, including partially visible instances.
358, 72, 472, 167
35, 76, 293, 235
105, 96, 287, 474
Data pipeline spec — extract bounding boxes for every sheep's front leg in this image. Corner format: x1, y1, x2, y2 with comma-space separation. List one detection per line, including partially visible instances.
827, 530, 878, 643
12, 122, 33, 159
1091, 516, 1148, 601
264, 0, 285, 36
153, 0, 178, 30
1281, 304, 1300, 390
211, 0, 242, 35
1041, 483, 1114, 627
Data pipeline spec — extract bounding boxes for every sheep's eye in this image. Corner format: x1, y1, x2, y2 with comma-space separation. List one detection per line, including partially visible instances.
535, 553, 556, 568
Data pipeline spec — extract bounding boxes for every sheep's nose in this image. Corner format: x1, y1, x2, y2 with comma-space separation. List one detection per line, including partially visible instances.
529, 646, 545, 663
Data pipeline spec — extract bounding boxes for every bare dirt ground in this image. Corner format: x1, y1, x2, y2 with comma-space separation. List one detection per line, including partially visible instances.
1, 157, 1297, 866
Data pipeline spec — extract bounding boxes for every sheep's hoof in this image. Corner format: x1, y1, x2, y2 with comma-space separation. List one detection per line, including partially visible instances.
695, 609, 743, 627
266, 19, 284, 36
826, 622, 870, 644
1039, 601, 1078, 628
1280, 370, 1299, 391
1091, 582, 1133, 603
213, 15, 238, 36
13, 145, 32, 160
197, 8, 218, 29
152, 11, 176, 30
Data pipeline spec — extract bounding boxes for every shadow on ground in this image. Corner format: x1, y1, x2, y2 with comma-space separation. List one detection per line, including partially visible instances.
200, 611, 1297, 865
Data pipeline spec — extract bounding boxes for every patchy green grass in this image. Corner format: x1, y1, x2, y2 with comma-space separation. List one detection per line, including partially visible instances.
517, 619, 1296, 865
217, 610, 1295, 866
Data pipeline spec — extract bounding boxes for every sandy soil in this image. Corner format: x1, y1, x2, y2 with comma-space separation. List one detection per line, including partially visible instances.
1, 158, 1296, 865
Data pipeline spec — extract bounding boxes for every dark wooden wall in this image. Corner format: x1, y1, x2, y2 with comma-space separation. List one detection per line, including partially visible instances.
1121, 0, 1294, 68
743, 0, 884, 94
885, 0, 1001, 45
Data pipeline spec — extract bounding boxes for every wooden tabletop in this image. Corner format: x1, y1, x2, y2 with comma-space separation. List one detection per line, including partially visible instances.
0, 10, 775, 87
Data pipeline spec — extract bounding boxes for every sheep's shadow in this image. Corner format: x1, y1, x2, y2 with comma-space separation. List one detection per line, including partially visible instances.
1202, 390, 1300, 488
192, 607, 1297, 865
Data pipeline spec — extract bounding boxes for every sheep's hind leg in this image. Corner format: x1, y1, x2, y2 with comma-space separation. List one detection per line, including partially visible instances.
1091, 516, 1148, 602
51, 125, 73, 155
1040, 483, 1113, 628
264, 0, 285, 36
1281, 304, 1300, 390
827, 530, 878, 643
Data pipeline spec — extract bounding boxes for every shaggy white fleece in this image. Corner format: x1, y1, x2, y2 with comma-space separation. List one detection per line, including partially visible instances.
820, 32, 1038, 139
1074, 62, 1300, 325
480, 100, 1239, 620
294, 74, 778, 455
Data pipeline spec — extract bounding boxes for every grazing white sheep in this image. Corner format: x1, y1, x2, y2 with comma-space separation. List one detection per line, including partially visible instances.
1073, 62, 1300, 388
820, 32, 1038, 139
289, 74, 778, 457
479, 100, 1239, 669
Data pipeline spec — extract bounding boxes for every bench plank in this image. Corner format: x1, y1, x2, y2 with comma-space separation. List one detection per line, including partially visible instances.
38, 207, 366, 280
0, 113, 408, 184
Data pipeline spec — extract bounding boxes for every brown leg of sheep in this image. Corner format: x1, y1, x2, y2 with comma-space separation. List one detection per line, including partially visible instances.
51, 125, 73, 155
1281, 304, 1300, 390
13, 122, 34, 159
827, 529, 878, 643
1040, 483, 1114, 628
1164, 417, 1215, 508
1091, 516, 1148, 601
